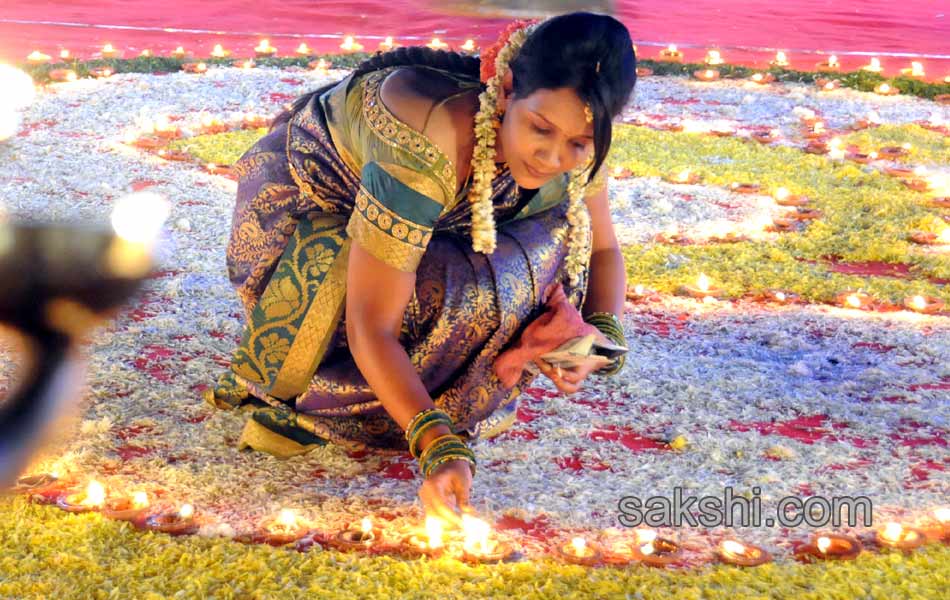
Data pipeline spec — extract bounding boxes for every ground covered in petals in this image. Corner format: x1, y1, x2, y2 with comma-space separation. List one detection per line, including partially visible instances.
1, 63, 948, 597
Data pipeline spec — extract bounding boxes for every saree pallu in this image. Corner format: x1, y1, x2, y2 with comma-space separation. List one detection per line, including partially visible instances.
206, 67, 592, 456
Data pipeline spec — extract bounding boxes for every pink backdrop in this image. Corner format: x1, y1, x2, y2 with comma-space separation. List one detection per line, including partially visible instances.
2, 1, 948, 76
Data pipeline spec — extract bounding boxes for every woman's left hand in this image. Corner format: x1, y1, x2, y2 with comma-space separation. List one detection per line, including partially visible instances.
532, 330, 613, 394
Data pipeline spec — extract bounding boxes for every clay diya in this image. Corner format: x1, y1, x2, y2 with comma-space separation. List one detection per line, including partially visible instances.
816, 78, 841, 91
459, 515, 515, 564
241, 113, 270, 129
915, 507, 950, 542
333, 517, 381, 551
658, 44, 683, 62
400, 517, 445, 558
681, 273, 722, 299
769, 217, 799, 232
717, 539, 772, 567
846, 151, 874, 164
56, 480, 106, 513
665, 169, 701, 185
770, 51, 790, 68
796, 533, 862, 561
260, 509, 309, 545
693, 69, 720, 82
144, 503, 198, 535
12, 472, 60, 493
815, 56, 840, 72
204, 163, 233, 176
874, 83, 900, 96
636, 67, 653, 77
254, 39, 278, 58
875, 522, 928, 551
772, 188, 810, 206
460, 40, 478, 53
786, 207, 823, 221
90, 67, 113, 79
155, 148, 191, 162
629, 532, 683, 567
729, 182, 761, 194
554, 536, 603, 566
902, 178, 929, 192
210, 44, 230, 58
929, 197, 950, 208
883, 165, 915, 178
907, 231, 946, 246
49, 69, 78, 83
182, 62, 208, 74
878, 145, 910, 159
751, 130, 780, 144
626, 284, 656, 301
748, 72, 775, 85
102, 491, 150, 521
804, 140, 829, 155
763, 289, 800, 304
836, 291, 873, 310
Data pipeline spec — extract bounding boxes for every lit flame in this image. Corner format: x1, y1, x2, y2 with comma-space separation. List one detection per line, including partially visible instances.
83, 480, 106, 507
823, 81, 836, 91
882, 522, 904, 542
102, 43, 115, 54
774, 51, 788, 64
911, 295, 928, 311
340, 36, 363, 52
935, 508, 950, 523
926, 173, 950, 196
132, 491, 149, 509
846, 294, 862, 308
722, 540, 746, 555
901, 142, 912, 150
676, 169, 692, 182
666, 44, 678, 53
828, 55, 839, 68
751, 73, 763, 82
172, 46, 186, 56
0, 64, 37, 112
570, 537, 587, 556
634, 284, 645, 295
277, 508, 298, 530
705, 50, 723, 65
111, 191, 170, 245
255, 39, 276, 53
703, 69, 716, 78
697, 273, 711, 293
425, 515, 444, 549
461, 39, 476, 52
360, 517, 373, 535
636, 529, 658, 544
427, 38, 449, 50
816, 536, 832, 553
60, 49, 70, 59
295, 43, 312, 55
774, 187, 790, 201
864, 57, 882, 72
462, 513, 491, 554
877, 83, 891, 94
640, 542, 655, 555
775, 292, 787, 302
910, 61, 925, 76
938, 229, 950, 244
380, 36, 395, 51
27, 50, 51, 63
140, 49, 152, 58
211, 44, 228, 58
178, 504, 194, 519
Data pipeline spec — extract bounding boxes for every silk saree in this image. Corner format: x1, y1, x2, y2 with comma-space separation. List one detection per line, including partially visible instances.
205, 65, 606, 457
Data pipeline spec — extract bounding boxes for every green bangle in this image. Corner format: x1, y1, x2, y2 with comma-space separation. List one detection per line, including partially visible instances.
405, 408, 451, 441
408, 412, 454, 458
424, 453, 476, 479
419, 437, 470, 466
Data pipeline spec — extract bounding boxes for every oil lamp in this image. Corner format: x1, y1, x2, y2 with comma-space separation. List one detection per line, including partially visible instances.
102, 490, 150, 521
101, 43, 119, 59
682, 273, 722, 299
427, 38, 449, 50
210, 44, 230, 58
295, 43, 313, 57
254, 39, 277, 58
334, 517, 380, 550
27, 51, 52, 64
460, 39, 478, 53
797, 533, 862, 561
261, 508, 309, 545
900, 61, 925, 79
816, 54, 840, 71
875, 522, 927, 551
555, 536, 602, 566
658, 44, 683, 62
874, 83, 900, 96
340, 36, 364, 53
704, 49, 724, 65
862, 57, 883, 73
694, 69, 720, 82
629, 530, 682, 567
836, 291, 873, 310
144, 503, 198, 535
460, 514, 514, 563
770, 51, 789, 68
401, 516, 445, 558
717, 539, 772, 566
57, 480, 106, 513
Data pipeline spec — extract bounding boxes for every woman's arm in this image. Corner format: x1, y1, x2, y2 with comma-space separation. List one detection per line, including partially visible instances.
345, 242, 451, 451
581, 185, 626, 317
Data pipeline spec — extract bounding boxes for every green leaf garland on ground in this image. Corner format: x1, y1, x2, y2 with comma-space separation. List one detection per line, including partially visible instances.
167, 128, 268, 166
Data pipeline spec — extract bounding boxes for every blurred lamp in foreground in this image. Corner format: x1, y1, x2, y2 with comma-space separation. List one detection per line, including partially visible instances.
0, 192, 168, 487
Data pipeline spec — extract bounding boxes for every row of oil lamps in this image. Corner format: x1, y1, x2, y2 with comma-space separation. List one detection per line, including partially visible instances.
26, 42, 949, 82
11, 473, 950, 566
627, 271, 947, 315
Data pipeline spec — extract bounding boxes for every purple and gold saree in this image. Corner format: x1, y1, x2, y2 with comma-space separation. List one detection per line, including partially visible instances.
205, 65, 605, 457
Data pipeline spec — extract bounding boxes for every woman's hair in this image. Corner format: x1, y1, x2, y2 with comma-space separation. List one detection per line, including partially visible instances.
274, 11, 637, 182
509, 12, 637, 182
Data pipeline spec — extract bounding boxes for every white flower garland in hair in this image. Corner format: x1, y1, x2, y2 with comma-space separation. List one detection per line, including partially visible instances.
468, 22, 595, 288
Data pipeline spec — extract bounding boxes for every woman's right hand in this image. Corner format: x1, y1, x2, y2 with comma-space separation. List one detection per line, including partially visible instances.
418, 458, 473, 528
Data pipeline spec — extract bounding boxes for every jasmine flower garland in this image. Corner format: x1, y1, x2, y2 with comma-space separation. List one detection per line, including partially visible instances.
469, 19, 596, 288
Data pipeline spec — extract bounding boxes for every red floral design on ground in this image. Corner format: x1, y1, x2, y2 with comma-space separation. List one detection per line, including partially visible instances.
728, 414, 876, 447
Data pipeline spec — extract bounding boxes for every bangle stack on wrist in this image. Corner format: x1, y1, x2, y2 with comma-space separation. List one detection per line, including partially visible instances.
584, 311, 626, 376
404, 408, 476, 479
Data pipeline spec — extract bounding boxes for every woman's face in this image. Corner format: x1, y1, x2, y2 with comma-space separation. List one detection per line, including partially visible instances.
496, 80, 595, 189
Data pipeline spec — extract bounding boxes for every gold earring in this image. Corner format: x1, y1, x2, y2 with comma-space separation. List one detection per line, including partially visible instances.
584, 104, 594, 124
